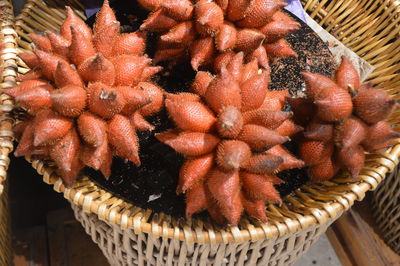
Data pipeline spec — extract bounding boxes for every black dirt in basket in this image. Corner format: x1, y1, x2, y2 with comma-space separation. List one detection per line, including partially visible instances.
84, 1, 336, 219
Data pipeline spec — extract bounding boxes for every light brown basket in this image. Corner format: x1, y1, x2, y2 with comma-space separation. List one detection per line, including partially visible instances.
372, 164, 400, 254
0, 0, 17, 265
13, 0, 400, 265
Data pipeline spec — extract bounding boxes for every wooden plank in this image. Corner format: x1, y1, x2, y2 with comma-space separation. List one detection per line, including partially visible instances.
13, 226, 49, 266
46, 209, 109, 266
327, 199, 400, 266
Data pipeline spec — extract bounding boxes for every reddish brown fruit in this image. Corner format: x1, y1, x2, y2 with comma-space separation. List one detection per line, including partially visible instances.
216, 22, 237, 51
108, 114, 140, 165
226, 0, 253, 21
177, 153, 214, 193
138, 82, 164, 116
243, 154, 284, 175
110, 55, 150, 86
241, 59, 259, 83
87, 82, 126, 119
247, 45, 269, 69
4, 79, 49, 98
299, 140, 334, 166
54, 61, 84, 88
161, 21, 196, 45
286, 97, 315, 126
93, 0, 117, 33
225, 52, 244, 82
49, 129, 79, 172
241, 193, 267, 222
77, 112, 107, 147
309, 158, 340, 182
15, 87, 52, 113
61, 6, 93, 42
267, 145, 305, 171
207, 168, 242, 225
161, 0, 194, 21
261, 89, 288, 111
240, 172, 281, 203
301, 72, 340, 100
113, 31, 147, 56
140, 9, 178, 32
260, 11, 300, 42
81, 137, 110, 171
335, 56, 361, 92
50, 85, 87, 117
45, 31, 70, 58
303, 120, 334, 141
19, 53, 39, 69
276, 119, 303, 137
194, 2, 224, 35
216, 106, 243, 138
204, 68, 242, 112
58, 156, 83, 186
166, 99, 216, 132
93, 21, 120, 58
334, 116, 367, 149
336, 145, 365, 178
216, 140, 251, 170
236, 29, 265, 52
191, 71, 214, 97
163, 132, 220, 157
241, 71, 269, 111
165, 92, 200, 102
33, 109, 73, 146
190, 37, 215, 70
137, 0, 162, 11
362, 121, 400, 151
314, 88, 353, 122
213, 51, 235, 72
239, 124, 289, 150
29, 33, 52, 52
185, 183, 208, 217
35, 49, 69, 80
78, 54, 115, 86
264, 39, 297, 58
117, 86, 150, 115
130, 112, 155, 131
141, 66, 163, 81
353, 89, 397, 124
244, 110, 289, 131
14, 123, 34, 157
237, 0, 287, 28
69, 26, 96, 67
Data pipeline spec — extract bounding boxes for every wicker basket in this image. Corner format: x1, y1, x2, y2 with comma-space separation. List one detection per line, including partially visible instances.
372, 165, 400, 254
0, 0, 17, 265
13, 0, 400, 265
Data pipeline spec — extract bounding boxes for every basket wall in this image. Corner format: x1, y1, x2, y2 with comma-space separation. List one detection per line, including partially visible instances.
372, 165, 400, 254
71, 203, 336, 266
12, 0, 400, 265
0, 0, 17, 265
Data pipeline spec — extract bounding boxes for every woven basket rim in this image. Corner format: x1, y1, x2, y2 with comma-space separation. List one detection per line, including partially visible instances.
12, 0, 400, 244
0, 0, 17, 196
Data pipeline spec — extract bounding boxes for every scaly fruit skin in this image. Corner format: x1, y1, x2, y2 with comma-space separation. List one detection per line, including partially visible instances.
157, 53, 304, 225
10, 1, 164, 185
291, 56, 399, 182
139, 0, 299, 69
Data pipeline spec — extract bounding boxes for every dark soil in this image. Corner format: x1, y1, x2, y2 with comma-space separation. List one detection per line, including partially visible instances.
84, 1, 336, 219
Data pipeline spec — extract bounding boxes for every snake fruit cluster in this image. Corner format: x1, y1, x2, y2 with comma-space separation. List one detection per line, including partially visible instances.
10, 1, 164, 185
157, 53, 304, 225
290, 57, 400, 182
138, 0, 299, 70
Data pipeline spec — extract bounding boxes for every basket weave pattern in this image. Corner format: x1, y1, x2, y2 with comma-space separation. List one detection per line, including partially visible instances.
0, 0, 17, 265
372, 165, 400, 254
12, 0, 400, 265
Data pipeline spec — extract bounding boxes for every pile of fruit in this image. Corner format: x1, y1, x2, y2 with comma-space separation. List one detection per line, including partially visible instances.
9, 0, 399, 225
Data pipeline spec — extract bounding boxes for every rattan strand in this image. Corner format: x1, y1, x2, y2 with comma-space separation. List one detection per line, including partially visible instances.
0, 0, 16, 265
372, 164, 400, 254
11, 0, 400, 264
